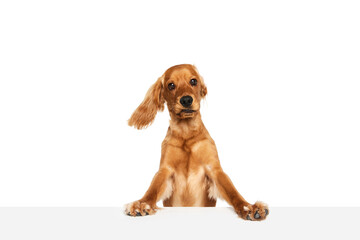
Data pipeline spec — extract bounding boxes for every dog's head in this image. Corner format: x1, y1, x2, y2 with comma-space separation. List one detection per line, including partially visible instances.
128, 64, 207, 129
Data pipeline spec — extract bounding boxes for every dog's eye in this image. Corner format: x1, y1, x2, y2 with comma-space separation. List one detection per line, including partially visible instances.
190, 79, 197, 86
168, 83, 175, 90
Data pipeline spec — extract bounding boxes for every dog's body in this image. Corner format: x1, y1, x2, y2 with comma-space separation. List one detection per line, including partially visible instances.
125, 64, 269, 221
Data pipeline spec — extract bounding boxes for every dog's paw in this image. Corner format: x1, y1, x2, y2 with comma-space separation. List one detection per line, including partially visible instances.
124, 200, 159, 217
235, 201, 269, 221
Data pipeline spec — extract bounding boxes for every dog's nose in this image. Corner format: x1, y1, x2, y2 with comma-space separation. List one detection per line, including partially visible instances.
180, 96, 193, 108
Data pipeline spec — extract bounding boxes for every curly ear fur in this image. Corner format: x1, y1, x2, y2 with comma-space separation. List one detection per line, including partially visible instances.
128, 76, 165, 129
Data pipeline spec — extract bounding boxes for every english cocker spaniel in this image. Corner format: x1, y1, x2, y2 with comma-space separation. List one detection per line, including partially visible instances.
125, 64, 269, 221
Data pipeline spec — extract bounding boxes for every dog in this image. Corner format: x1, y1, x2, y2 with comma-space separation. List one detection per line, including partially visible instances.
125, 64, 269, 221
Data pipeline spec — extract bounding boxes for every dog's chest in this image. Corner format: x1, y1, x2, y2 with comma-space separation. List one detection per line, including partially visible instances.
164, 136, 213, 206
171, 166, 207, 206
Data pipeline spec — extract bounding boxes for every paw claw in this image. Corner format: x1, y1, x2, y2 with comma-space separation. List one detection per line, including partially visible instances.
265, 209, 269, 216
136, 212, 141, 216
127, 212, 131, 216
254, 211, 260, 219
246, 215, 252, 221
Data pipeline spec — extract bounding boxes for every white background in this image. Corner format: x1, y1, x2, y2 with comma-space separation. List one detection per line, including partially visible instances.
0, 0, 359, 207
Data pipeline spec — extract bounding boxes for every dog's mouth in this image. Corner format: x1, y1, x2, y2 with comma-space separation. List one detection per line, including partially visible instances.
177, 109, 196, 116
181, 109, 196, 113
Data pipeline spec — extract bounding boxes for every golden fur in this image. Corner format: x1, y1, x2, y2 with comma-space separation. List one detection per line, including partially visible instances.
125, 64, 269, 220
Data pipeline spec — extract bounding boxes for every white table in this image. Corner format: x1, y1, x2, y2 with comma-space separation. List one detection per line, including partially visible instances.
0, 207, 358, 240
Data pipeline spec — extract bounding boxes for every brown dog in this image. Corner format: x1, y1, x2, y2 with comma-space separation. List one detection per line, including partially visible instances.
125, 64, 269, 220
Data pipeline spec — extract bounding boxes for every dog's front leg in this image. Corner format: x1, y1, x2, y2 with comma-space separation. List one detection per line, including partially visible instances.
125, 167, 173, 216
210, 168, 269, 221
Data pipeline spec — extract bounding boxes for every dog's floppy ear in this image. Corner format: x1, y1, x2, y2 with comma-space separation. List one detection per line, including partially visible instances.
128, 75, 165, 129
192, 65, 207, 98
200, 76, 207, 98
